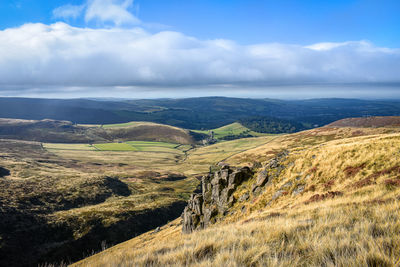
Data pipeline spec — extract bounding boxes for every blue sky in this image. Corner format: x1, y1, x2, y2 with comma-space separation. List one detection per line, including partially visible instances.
0, 0, 399, 98
1, 0, 400, 47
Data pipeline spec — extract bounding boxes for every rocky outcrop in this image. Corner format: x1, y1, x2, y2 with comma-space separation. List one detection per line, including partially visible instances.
251, 151, 288, 195
182, 165, 253, 233
182, 150, 289, 234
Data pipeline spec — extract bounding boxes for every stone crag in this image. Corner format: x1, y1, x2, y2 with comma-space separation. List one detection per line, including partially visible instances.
182, 165, 253, 233
182, 150, 289, 234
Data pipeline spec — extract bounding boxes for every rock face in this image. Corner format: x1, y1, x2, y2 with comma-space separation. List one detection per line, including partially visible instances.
182, 166, 253, 233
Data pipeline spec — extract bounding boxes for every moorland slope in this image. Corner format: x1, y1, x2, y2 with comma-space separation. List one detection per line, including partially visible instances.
74, 118, 400, 267
0, 118, 196, 144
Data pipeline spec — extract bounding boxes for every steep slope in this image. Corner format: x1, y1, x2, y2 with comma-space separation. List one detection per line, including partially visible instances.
73, 124, 400, 267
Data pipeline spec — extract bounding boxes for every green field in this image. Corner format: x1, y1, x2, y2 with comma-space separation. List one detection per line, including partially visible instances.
44, 143, 97, 151
93, 143, 138, 151
45, 141, 190, 153
192, 122, 269, 140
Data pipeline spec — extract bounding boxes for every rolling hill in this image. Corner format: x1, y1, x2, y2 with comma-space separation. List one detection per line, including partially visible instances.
2, 97, 400, 130
0, 118, 197, 144
73, 117, 400, 267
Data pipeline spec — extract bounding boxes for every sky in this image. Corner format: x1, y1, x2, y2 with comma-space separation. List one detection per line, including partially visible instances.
0, 0, 399, 99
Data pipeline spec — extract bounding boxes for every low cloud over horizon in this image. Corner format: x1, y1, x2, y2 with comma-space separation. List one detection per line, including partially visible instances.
0, 0, 399, 98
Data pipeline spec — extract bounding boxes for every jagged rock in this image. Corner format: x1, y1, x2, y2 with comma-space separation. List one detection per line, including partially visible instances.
217, 162, 230, 169
182, 166, 253, 233
256, 169, 269, 187
252, 161, 262, 169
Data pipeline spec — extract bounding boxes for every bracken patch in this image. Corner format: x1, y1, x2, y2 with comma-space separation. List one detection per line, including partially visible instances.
305, 191, 343, 204
344, 163, 366, 178
323, 179, 335, 190
384, 179, 400, 187
352, 177, 375, 189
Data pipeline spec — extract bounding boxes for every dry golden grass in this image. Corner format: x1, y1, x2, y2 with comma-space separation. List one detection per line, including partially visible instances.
73, 129, 400, 267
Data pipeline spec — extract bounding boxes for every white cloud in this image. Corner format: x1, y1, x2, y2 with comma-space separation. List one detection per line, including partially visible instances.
53, 0, 140, 26
0, 22, 399, 95
53, 4, 85, 20
85, 0, 140, 26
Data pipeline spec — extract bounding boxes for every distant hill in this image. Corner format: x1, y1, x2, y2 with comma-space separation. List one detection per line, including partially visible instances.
1, 97, 400, 130
0, 119, 196, 144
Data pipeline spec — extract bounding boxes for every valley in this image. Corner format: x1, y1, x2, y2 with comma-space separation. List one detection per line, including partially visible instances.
1, 111, 400, 266
0, 119, 278, 266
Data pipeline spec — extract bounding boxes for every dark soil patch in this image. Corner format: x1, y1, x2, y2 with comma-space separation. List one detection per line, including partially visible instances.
305, 191, 343, 204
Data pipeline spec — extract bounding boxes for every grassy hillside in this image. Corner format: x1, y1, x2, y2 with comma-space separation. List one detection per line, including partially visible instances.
192, 122, 270, 140
0, 118, 196, 145
73, 124, 400, 267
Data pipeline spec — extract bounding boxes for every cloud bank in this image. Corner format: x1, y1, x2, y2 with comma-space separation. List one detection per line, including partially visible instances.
0, 22, 399, 95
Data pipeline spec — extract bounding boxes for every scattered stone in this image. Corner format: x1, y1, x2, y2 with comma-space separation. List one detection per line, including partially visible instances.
272, 190, 285, 201
282, 181, 293, 189
153, 227, 160, 233
238, 192, 250, 202
292, 185, 305, 196
251, 151, 289, 195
